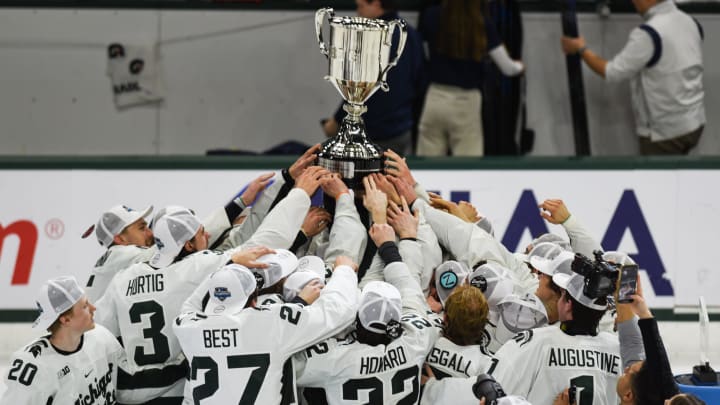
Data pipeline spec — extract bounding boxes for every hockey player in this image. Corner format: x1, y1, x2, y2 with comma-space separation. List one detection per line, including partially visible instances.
1, 276, 126, 405
294, 223, 441, 405
491, 271, 621, 405
173, 256, 360, 404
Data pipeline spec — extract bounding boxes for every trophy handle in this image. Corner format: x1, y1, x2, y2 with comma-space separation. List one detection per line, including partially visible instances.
379, 19, 408, 92
315, 7, 334, 58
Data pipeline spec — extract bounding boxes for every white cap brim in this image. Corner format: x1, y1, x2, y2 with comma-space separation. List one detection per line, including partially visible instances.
529, 256, 553, 275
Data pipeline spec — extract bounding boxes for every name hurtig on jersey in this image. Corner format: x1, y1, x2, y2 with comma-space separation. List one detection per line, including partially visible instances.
75, 363, 116, 405
426, 348, 472, 376
126, 273, 164, 296
359, 346, 407, 375
548, 347, 620, 375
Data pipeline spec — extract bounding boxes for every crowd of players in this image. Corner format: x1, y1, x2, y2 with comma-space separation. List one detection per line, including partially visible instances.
0, 146, 704, 405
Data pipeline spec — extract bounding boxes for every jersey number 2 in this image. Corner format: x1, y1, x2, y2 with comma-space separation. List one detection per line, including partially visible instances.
342, 365, 419, 405
129, 300, 171, 365
191, 353, 270, 405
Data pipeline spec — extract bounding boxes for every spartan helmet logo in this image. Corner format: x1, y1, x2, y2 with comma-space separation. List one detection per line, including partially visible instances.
470, 275, 488, 292
129, 59, 145, 75
108, 43, 125, 59
253, 271, 265, 290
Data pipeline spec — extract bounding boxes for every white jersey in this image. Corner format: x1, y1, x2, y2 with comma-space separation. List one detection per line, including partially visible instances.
86, 245, 156, 304
294, 262, 441, 405
0, 325, 125, 405
491, 325, 621, 405
258, 293, 285, 307
173, 265, 359, 405
425, 336, 496, 379
94, 249, 230, 402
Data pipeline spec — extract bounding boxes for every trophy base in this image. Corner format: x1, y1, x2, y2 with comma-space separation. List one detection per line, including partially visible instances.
317, 155, 383, 190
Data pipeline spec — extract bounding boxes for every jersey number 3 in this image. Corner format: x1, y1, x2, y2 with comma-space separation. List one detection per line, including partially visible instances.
129, 300, 171, 365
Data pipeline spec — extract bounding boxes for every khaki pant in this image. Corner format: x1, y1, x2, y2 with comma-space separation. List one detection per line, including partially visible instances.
417, 83, 483, 156
639, 126, 703, 155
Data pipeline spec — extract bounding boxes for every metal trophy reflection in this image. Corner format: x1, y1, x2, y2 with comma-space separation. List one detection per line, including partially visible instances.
315, 7, 407, 189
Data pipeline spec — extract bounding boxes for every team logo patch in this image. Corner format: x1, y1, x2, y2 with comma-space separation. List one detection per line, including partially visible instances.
439, 270, 458, 289
253, 271, 265, 289
154, 237, 165, 250
385, 319, 403, 339
213, 287, 231, 301
108, 43, 125, 59
470, 275, 488, 292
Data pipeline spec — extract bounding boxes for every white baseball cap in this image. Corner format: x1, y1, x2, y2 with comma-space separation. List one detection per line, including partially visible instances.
435, 261, 470, 306
88, 205, 153, 247
296, 255, 332, 283
33, 276, 85, 330
149, 208, 201, 268
552, 272, 608, 311
468, 263, 514, 307
283, 271, 324, 302
150, 205, 194, 230
358, 281, 402, 336
495, 293, 548, 345
205, 264, 257, 315
531, 233, 571, 251
251, 249, 299, 289
530, 250, 575, 277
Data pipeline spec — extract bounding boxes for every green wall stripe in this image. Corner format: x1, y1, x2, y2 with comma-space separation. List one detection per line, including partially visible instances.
2, 156, 720, 170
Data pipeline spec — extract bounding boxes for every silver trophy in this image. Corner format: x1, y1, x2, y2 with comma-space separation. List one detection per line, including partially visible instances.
315, 7, 407, 188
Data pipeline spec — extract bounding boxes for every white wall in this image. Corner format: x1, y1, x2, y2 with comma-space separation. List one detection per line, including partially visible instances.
0, 8, 718, 155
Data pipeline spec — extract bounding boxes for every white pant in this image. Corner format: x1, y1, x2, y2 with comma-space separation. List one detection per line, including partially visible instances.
417, 83, 483, 156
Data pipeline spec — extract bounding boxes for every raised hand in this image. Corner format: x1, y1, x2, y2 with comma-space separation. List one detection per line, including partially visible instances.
383, 149, 416, 186
334, 255, 358, 273
428, 192, 470, 222
387, 197, 419, 239
369, 223, 396, 248
387, 175, 417, 206
363, 175, 388, 224
301, 207, 332, 238
458, 201, 482, 223
294, 166, 330, 197
320, 172, 350, 199
297, 280, 324, 304
231, 246, 275, 268
539, 199, 571, 224
370, 173, 401, 205
289, 144, 321, 180
240, 172, 275, 206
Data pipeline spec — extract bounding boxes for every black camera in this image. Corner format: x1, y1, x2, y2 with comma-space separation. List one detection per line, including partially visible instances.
472, 374, 506, 404
571, 250, 619, 299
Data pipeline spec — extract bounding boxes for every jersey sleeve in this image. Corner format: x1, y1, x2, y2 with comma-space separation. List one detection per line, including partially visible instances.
421, 376, 478, 405
0, 350, 55, 404
490, 332, 538, 398
279, 265, 359, 354
236, 188, 310, 251
94, 280, 121, 337
324, 193, 367, 265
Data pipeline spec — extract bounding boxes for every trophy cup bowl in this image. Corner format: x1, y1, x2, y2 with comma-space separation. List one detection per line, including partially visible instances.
315, 7, 407, 189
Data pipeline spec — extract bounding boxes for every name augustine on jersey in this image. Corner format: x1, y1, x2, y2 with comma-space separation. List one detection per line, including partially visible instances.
548, 347, 620, 375
126, 274, 164, 296
74, 363, 116, 405
359, 347, 407, 375
426, 348, 472, 376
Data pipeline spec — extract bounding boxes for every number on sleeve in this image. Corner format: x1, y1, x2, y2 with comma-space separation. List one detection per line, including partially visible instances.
570, 375, 595, 405
129, 300, 171, 365
7, 359, 37, 386
279, 305, 301, 325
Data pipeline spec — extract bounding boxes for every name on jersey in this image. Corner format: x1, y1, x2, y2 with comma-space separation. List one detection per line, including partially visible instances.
548, 348, 620, 375
74, 362, 116, 405
203, 328, 239, 348
426, 348, 471, 376
126, 273, 164, 296
359, 346, 407, 375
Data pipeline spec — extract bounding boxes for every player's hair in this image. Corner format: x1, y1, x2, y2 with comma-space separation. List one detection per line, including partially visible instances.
562, 291, 605, 336
258, 277, 286, 296
48, 306, 75, 334
444, 285, 489, 346
547, 274, 564, 295
436, 0, 488, 62
668, 393, 707, 405
355, 316, 391, 346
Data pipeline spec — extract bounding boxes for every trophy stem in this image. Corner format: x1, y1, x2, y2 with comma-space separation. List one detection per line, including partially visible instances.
342, 102, 367, 124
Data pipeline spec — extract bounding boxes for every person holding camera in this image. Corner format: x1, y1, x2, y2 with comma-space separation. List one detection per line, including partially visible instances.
490, 258, 621, 405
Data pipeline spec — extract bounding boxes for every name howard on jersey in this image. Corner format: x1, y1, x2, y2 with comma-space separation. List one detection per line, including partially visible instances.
203, 328, 239, 348
426, 348, 472, 376
548, 347, 620, 375
359, 346, 408, 375
74, 363, 116, 405
125, 273, 164, 296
